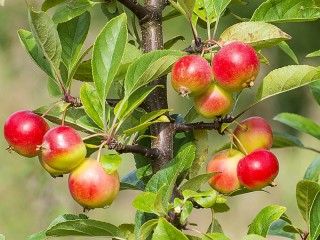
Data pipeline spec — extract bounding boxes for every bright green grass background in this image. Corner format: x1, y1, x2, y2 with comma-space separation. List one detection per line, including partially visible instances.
0, 1, 320, 239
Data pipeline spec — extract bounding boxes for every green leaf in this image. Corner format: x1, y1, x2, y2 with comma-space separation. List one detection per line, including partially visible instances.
34, 103, 101, 134
193, 189, 217, 208
139, 219, 159, 240
309, 191, 320, 240
42, 0, 66, 11
272, 131, 304, 148
203, 233, 231, 240
309, 80, 320, 105
181, 200, 193, 223
124, 50, 185, 95
132, 192, 159, 215
154, 184, 168, 215
218, 22, 291, 49
254, 65, 320, 103
212, 0, 232, 19
17, 29, 55, 80
164, 36, 185, 49
121, 170, 145, 191
100, 154, 122, 174
177, 0, 196, 18
307, 49, 320, 58
28, 7, 62, 78
193, 0, 215, 23
0, 234, 5, 240
118, 224, 135, 240
27, 231, 46, 240
152, 218, 188, 240
207, 218, 224, 234
248, 205, 287, 237
251, 0, 320, 23
274, 113, 320, 141
268, 220, 297, 239
241, 235, 265, 240
277, 41, 299, 64
57, 11, 90, 74
80, 83, 105, 129
304, 157, 320, 183
296, 180, 320, 222
92, 13, 127, 103
52, 0, 97, 24
180, 173, 217, 192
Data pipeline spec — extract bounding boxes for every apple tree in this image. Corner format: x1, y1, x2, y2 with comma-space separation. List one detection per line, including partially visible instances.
3, 0, 320, 239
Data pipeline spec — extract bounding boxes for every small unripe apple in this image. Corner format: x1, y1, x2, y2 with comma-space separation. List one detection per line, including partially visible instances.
212, 41, 260, 92
194, 83, 234, 119
41, 126, 86, 172
233, 116, 273, 154
68, 158, 120, 210
206, 149, 245, 194
171, 55, 212, 97
237, 149, 279, 190
4, 110, 50, 157
38, 156, 68, 177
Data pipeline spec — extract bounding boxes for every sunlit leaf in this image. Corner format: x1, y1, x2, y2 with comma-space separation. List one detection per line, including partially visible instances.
309, 191, 320, 240
304, 157, 320, 183
152, 218, 188, 240
139, 219, 159, 240
277, 41, 299, 64
100, 154, 122, 174
42, 0, 66, 11
307, 49, 320, 58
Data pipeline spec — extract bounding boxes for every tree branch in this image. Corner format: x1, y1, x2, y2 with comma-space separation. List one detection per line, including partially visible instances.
116, 0, 157, 23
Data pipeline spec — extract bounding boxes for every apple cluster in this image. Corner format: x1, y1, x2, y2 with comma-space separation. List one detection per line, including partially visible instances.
206, 117, 279, 193
171, 41, 260, 118
3, 110, 120, 211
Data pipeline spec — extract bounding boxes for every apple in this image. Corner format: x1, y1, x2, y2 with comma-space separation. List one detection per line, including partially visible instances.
212, 41, 260, 92
41, 126, 86, 172
38, 156, 68, 177
171, 55, 212, 97
194, 83, 234, 119
206, 149, 245, 194
68, 158, 120, 210
4, 110, 50, 157
237, 149, 279, 190
233, 116, 273, 154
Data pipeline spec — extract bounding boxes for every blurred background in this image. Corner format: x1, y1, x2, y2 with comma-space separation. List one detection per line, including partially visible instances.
0, 0, 319, 239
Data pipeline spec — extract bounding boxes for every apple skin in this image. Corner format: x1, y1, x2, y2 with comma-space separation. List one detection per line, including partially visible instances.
194, 83, 234, 119
4, 110, 50, 157
233, 116, 273, 154
171, 55, 212, 97
212, 41, 260, 92
38, 156, 68, 177
237, 149, 279, 190
68, 158, 120, 210
206, 149, 245, 194
41, 126, 86, 172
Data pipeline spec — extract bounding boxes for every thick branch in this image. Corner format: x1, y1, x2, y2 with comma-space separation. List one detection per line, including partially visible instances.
109, 142, 161, 160
116, 0, 157, 23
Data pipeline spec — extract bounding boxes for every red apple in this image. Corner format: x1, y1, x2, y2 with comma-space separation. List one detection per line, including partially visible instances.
233, 116, 273, 154
38, 156, 68, 177
206, 149, 245, 194
4, 110, 50, 157
194, 83, 234, 119
68, 158, 120, 210
237, 149, 279, 190
212, 41, 260, 92
41, 126, 86, 172
171, 55, 212, 97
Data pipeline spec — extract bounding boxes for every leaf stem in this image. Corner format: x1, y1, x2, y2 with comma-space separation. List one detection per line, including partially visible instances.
97, 140, 108, 162
40, 100, 64, 118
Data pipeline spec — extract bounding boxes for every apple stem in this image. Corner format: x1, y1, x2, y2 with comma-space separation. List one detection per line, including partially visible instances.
41, 100, 64, 118
227, 128, 248, 155
81, 133, 108, 141
61, 106, 69, 126
233, 120, 248, 131
97, 140, 108, 163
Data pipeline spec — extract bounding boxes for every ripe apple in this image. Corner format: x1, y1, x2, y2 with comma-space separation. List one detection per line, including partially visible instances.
68, 158, 120, 210
4, 110, 50, 157
194, 83, 234, 119
206, 149, 245, 194
212, 41, 260, 92
41, 126, 86, 172
171, 55, 212, 97
237, 149, 279, 190
38, 156, 68, 177
233, 116, 273, 154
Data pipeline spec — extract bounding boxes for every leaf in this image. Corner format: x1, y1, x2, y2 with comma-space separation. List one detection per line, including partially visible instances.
121, 170, 145, 191
27, 231, 46, 240
152, 218, 188, 240
92, 13, 127, 103
124, 50, 185, 95
272, 131, 304, 148
139, 219, 159, 240
124, 115, 170, 135
80, 83, 105, 129
17, 30, 56, 80
181, 200, 193, 223
274, 113, 320, 141
251, 0, 320, 23
296, 180, 320, 222
309, 80, 320, 105
203, 233, 231, 240
57, 11, 90, 73
268, 220, 297, 239
212, 0, 232, 19
118, 224, 135, 240
100, 154, 122, 174
193, 0, 215, 23
177, 0, 196, 18
277, 41, 299, 64
309, 191, 320, 240
0, 234, 5, 240
180, 173, 217, 192
241, 235, 265, 240
42, 0, 66, 11
132, 192, 159, 215
218, 22, 291, 49
28, 7, 62, 77
52, 0, 97, 24
307, 49, 320, 58
304, 157, 320, 183
254, 65, 320, 103
247, 205, 287, 237
193, 189, 217, 208
164, 36, 185, 49
154, 184, 168, 215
